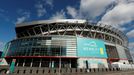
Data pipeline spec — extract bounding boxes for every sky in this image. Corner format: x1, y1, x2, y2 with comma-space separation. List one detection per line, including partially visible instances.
0, 0, 134, 54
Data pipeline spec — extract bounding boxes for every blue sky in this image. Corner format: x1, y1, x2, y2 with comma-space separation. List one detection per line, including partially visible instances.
0, 0, 134, 52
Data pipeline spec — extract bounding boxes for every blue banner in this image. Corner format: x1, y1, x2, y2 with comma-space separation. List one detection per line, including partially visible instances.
77, 37, 107, 58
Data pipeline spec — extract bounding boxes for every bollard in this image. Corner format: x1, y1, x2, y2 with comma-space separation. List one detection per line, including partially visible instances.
42, 69, 45, 74
89, 68, 91, 72
79, 68, 83, 73
90, 68, 95, 72
54, 69, 56, 73
116, 68, 119, 71
93, 68, 96, 72
97, 68, 99, 72
105, 68, 108, 72
16, 69, 20, 74
43, 68, 50, 75
23, 70, 26, 74
109, 68, 111, 71
82, 68, 87, 72
94, 68, 99, 72
70, 68, 72, 73
75, 68, 77, 72
113, 68, 115, 71
101, 68, 104, 72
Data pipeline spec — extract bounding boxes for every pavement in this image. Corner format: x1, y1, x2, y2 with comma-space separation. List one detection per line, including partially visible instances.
60, 71, 134, 75
102, 71, 134, 75
82, 71, 134, 75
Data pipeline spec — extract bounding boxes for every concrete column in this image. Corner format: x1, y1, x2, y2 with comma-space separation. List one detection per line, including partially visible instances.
16, 63, 19, 67
16, 59, 19, 67
49, 58, 51, 68
69, 59, 71, 68
39, 59, 42, 67
23, 59, 25, 67
30, 59, 33, 67
52, 61, 54, 68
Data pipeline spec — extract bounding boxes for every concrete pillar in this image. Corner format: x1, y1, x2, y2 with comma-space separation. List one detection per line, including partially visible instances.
16, 62, 19, 67
69, 59, 71, 68
39, 59, 42, 67
23, 59, 25, 67
30, 59, 33, 67
49, 58, 51, 68
16, 59, 19, 67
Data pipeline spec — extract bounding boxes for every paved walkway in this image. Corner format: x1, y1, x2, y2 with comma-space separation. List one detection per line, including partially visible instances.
60, 71, 134, 75
103, 71, 134, 75
84, 71, 134, 75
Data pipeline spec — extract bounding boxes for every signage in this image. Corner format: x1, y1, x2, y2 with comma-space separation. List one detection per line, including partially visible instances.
77, 37, 107, 58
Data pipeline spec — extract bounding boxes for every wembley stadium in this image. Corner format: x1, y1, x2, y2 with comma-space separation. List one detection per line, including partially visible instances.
2, 19, 133, 69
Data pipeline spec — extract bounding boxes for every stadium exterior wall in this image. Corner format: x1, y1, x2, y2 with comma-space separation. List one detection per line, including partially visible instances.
2, 19, 133, 68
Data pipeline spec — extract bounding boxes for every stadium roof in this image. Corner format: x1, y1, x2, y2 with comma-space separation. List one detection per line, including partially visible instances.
16, 19, 87, 27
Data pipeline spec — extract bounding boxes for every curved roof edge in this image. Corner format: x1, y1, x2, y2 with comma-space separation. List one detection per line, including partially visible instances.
16, 19, 87, 27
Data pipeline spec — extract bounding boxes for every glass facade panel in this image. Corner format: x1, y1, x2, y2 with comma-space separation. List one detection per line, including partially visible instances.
6, 36, 69, 57
105, 45, 119, 59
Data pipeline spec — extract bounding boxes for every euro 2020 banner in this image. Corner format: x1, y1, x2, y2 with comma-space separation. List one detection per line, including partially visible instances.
77, 37, 107, 58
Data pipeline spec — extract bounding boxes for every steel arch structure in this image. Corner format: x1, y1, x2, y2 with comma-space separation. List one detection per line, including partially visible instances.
16, 20, 128, 47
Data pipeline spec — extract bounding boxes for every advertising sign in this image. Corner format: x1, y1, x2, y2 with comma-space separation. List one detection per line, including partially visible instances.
77, 37, 107, 58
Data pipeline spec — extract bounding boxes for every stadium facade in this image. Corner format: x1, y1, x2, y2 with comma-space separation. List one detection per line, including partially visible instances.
2, 19, 132, 68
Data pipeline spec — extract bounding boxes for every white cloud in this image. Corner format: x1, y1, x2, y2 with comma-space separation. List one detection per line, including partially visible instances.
38, 9, 46, 17
16, 17, 27, 24
16, 11, 30, 24
35, 2, 46, 17
66, 0, 134, 32
67, 6, 78, 18
127, 29, 134, 38
50, 10, 66, 20
66, 0, 115, 20
35, 0, 53, 17
100, 1, 134, 29
45, 0, 53, 8
79, 0, 114, 19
